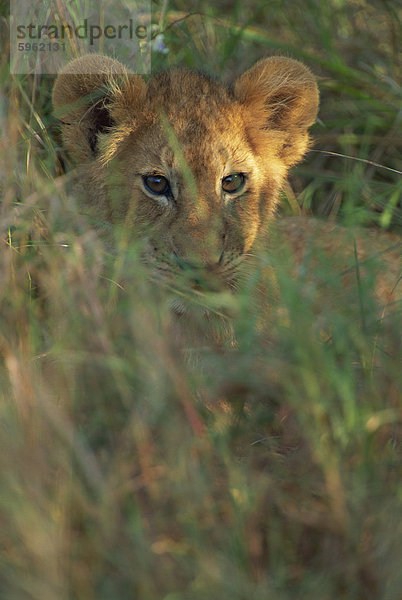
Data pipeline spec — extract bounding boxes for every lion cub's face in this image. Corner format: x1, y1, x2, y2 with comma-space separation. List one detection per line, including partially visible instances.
53, 55, 318, 290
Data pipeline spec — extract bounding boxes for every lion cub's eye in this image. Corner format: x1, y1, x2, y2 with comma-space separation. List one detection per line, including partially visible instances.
222, 173, 245, 194
143, 174, 171, 196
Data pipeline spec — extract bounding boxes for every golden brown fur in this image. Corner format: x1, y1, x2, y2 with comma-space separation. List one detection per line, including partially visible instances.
53, 54, 399, 322
53, 55, 318, 279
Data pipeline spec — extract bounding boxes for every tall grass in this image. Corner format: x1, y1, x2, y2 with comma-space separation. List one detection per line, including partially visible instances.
0, 1, 401, 598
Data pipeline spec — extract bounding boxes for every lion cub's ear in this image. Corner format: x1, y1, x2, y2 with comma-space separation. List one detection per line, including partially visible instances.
234, 57, 319, 167
53, 54, 146, 164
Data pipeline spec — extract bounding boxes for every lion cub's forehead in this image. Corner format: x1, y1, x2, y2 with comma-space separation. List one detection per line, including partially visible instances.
147, 69, 236, 126
143, 70, 250, 171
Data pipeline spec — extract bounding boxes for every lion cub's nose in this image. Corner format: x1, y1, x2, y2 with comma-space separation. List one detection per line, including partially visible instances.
174, 252, 223, 272
172, 223, 226, 272
173, 252, 224, 291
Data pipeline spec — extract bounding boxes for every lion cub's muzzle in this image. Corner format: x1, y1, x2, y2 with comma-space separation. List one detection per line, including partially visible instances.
172, 252, 230, 292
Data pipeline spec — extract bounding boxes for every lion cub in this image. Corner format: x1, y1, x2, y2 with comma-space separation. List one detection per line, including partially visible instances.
53, 54, 400, 327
